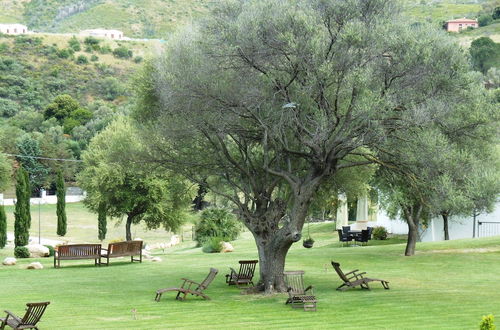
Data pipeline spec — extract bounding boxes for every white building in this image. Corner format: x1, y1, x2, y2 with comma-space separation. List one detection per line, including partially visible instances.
80, 29, 124, 40
371, 201, 500, 242
0, 24, 28, 35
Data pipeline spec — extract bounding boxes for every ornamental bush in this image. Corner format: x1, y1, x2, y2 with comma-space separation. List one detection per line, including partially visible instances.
14, 246, 30, 258
480, 314, 496, 330
202, 236, 224, 253
372, 226, 388, 240
194, 208, 241, 246
44, 245, 55, 257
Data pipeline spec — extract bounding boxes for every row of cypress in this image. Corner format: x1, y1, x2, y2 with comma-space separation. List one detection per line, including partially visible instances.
0, 167, 67, 249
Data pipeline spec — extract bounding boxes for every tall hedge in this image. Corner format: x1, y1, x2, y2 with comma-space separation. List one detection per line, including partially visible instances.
14, 167, 30, 247
0, 204, 7, 248
56, 171, 67, 236
98, 202, 107, 241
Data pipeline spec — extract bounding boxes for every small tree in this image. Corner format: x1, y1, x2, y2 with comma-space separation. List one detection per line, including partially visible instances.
97, 202, 107, 241
0, 204, 7, 248
78, 117, 193, 241
14, 167, 30, 247
56, 170, 67, 236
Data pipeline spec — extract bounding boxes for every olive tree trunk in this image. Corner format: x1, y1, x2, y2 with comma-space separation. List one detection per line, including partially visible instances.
403, 203, 423, 256
441, 212, 450, 240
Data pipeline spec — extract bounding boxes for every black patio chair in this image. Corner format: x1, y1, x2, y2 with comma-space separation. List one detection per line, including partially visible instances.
337, 229, 352, 247
355, 229, 370, 246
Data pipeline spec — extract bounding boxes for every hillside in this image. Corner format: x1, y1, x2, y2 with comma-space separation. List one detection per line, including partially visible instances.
0, 32, 155, 187
0, 0, 498, 40
1, 0, 212, 39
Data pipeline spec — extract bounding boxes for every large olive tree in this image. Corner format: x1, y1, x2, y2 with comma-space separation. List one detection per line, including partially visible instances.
135, 0, 485, 291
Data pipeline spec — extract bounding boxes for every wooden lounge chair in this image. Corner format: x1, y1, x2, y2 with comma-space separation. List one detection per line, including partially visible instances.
225, 260, 258, 287
283, 271, 317, 311
331, 261, 389, 291
0, 302, 50, 330
155, 268, 218, 302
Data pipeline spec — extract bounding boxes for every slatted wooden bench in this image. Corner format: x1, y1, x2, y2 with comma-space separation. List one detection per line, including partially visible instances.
100, 240, 143, 266
54, 244, 102, 268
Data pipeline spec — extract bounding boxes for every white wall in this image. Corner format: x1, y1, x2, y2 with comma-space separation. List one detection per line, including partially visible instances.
0, 191, 85, 206
373, 201, 500, 242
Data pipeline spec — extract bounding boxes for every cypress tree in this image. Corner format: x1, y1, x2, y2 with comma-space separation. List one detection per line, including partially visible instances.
56, 171, 67, 236
98, 202, 107, 241
23, 168, 31, 229
0, 204, 7, 248
14, 167, 29, 247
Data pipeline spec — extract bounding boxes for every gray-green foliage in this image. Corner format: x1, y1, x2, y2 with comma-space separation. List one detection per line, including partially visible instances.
194, 208, 241, 246
134, 0, 492, 287
56, 170, 67, 236
0, 204, 7, 248
14, 167, 30, 247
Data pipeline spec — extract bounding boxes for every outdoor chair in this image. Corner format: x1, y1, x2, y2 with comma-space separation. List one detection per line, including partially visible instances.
342, 226, 351, 235
331, 261, 389, 291
0, 302, 50, 330
283, 271, 317, 311
355, 229, 370, 245
337, 229, 352, 247
367, 227, 373, 240
155, 268, 218, 301
225, 260, 258, 287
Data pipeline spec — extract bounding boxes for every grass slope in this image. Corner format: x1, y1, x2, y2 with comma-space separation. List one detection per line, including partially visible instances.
1, 204, 499, 329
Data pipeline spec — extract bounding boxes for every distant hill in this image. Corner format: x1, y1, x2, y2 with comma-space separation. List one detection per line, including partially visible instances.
0, 0, 498, 41
1, 0, 211, 39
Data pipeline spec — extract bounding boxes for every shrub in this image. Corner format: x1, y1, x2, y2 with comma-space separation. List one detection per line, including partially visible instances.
14, 246, 30, 258
372, 226, 388, 240
478, 15, 493, 27
68, 36, 81, 51
76, 55, 88, 65
133, 56, 143, 63
44, 245, 55, 257
99, 45, 112, 54
57, 48, 71, 59
202, 236, 224, 253
113, 46, 133, 59
90, 55, 99, 62
84, 36, 100, 47
98, 77, 124, 100
194, 208, 241, 246
480, 315, 496, 330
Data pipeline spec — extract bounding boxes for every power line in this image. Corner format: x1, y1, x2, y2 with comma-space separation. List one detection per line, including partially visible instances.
2, 153, 83, 162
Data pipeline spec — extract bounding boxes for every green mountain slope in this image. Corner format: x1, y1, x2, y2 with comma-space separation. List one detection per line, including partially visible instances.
0, 0, 498, 40
23, 0, 211, 38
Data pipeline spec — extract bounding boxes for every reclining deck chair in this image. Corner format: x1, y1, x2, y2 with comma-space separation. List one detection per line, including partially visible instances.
155, 268, 218, 302
283, 271, 317, 311
225, 260, 258, 287
0, 302, 50, 330
331, 261, 389, 291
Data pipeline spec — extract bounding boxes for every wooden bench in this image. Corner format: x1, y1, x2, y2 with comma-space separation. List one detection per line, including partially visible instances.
100, 240, 143, 266
54, 244, 102, 268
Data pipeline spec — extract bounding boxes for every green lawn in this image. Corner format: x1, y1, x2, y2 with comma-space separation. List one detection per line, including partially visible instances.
1, 205, 499, 329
